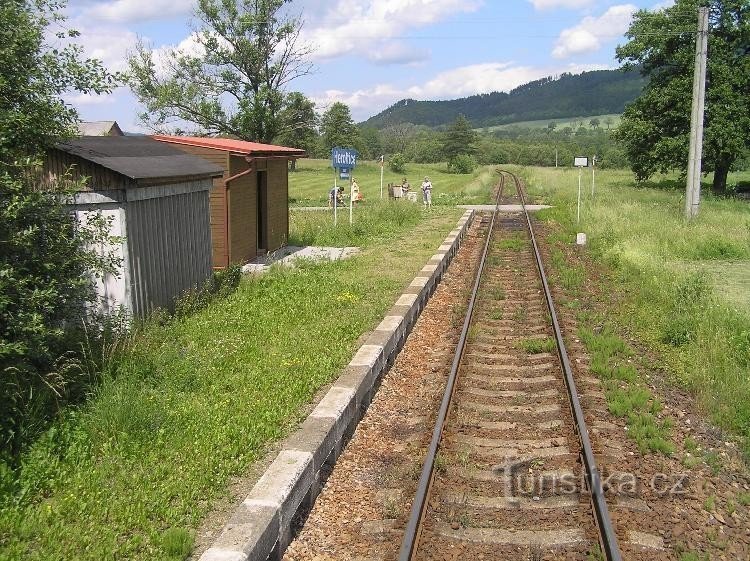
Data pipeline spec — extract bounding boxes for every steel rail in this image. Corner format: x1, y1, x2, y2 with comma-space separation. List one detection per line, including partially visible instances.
501, 169, 623, 561
397, 175, 506, 561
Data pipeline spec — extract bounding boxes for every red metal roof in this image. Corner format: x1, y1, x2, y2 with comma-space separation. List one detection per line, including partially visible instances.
151, 135, 306, 157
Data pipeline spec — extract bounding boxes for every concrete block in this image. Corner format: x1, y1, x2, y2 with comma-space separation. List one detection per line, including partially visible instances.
430, 253, 447, 262
284, 415, 338, 474
248, 450, 313, 529
409, 276, 429, 289
350, 344, 384, 368
366, 329, 397, 360
200, 547, 252, 561
375, 315, 404, 333
395, 293, 418, 307
310, 385, 356, 419
421, 263, 438, 274
438, 244, 451, 251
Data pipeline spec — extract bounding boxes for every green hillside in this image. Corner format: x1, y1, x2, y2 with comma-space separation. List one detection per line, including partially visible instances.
362, 69, 645, 129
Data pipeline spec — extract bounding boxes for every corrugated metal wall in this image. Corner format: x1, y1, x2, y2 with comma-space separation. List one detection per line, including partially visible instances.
126, 182, 212, 317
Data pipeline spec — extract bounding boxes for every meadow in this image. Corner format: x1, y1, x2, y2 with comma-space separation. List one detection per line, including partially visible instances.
0, 201, 467, 560
521, 166, 750, 457
288, 159, 496, 206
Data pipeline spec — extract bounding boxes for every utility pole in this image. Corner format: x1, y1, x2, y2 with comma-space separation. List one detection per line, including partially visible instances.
555, 149, 558, 168
685, 6, 709, 219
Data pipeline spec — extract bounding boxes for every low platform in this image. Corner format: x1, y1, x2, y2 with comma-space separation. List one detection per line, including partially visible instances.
242, 245, 360, 273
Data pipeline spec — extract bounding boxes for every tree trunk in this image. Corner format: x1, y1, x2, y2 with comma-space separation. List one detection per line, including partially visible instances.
289, 159, 296, 172
712, 155, 732, 194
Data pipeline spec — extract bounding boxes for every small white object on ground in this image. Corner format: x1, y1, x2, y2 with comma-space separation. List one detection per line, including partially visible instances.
242, 246, 360, 274
576, 233, 587, 245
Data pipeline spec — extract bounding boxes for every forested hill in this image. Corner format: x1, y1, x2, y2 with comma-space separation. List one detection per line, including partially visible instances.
362, 68, 646, 129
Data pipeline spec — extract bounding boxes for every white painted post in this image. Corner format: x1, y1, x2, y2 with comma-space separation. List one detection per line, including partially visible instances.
349, 177, 353, 225
577, 166, 582, 224
334, 171, 338, 226
380, 155, 384, 199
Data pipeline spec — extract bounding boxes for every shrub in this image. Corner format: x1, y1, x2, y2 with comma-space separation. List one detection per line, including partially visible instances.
447, 154, 477, 174
1, 173, 119, 460
173, 264, 242, 318
388, 153, 407, 174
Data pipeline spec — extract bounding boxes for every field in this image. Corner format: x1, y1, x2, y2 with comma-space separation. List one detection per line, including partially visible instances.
521, 166, 750, 456
289, 159, 496, 206
0, 202, 470, 560
478, 113, 622, 133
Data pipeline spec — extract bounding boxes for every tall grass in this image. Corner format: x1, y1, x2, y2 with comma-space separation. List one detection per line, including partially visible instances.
521, 166, 750, 458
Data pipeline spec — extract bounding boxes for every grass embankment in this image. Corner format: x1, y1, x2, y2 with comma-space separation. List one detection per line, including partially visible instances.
521, 166, 750, 458
289, 159, 496, 207
0, 201, 465, 560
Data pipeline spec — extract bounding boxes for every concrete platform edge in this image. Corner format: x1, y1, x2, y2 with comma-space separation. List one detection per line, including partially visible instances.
198, 209, 476, 561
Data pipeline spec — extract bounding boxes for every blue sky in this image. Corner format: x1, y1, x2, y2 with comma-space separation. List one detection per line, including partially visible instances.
64, 0, 674, 132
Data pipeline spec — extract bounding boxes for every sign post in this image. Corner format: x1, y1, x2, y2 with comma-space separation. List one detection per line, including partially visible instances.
331, 147, 359, 226
379, 155, 384, 199
574, 156, 588, 224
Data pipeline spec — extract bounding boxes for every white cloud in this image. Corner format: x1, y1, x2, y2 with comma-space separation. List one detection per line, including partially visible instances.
552, 4, 637, 59
64, 92, 117, 106
528, 0, 595, 9
312, 61, 611, 121
83, 0, 195, 23
300, 0, 483, 63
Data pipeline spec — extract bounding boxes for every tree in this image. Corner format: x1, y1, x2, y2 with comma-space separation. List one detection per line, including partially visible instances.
1, 0, 116, 457
443, 115, 478, 160
589, 118, 600, 129
357, 126, 383, 160
615, 0, 750, 193
127, 0, 313, 143
274, 92, 318, 170
547, 121, 557, 134
320, 102, 359, 153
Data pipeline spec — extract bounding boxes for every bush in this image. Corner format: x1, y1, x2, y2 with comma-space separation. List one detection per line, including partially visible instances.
0, 172, 119, 460
388, 153, 407, 174
173, 264, 242, 318
447, 154, 477, 174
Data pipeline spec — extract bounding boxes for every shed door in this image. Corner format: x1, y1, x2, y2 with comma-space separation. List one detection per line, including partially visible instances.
257, 170, 268, 252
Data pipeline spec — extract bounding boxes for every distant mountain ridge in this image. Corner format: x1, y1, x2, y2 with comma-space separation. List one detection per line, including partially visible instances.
361, 68, 646, 129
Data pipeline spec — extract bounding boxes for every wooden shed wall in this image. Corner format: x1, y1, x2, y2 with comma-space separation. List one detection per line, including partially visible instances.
266, 158, 289, 251
41, 149, 131, 190
228, 155, 257, 264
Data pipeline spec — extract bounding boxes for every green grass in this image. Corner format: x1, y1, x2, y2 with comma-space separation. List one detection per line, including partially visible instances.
522, 165, 750, 459
0, 203, 464, 560
579, 327, 674, 455
289, 159, 497, 206
518, 337, 556, 354
497, 234, 525, 251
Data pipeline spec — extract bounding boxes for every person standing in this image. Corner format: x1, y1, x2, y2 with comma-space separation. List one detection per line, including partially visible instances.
421, 176, 433, 209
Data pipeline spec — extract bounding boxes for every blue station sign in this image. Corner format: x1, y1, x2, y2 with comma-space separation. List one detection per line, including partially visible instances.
331, 147, 358, 170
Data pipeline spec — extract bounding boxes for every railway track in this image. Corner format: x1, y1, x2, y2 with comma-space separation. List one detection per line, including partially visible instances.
398, 170, 622, 561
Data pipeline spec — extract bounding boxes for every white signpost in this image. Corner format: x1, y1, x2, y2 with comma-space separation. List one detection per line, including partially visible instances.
574, 156, 588, 224
331, 147, 359, 226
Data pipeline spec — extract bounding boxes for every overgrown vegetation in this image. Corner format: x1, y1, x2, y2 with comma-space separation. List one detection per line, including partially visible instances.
523, 165, 750, 458
0, 0, 115, 460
